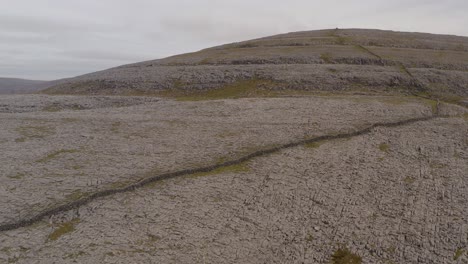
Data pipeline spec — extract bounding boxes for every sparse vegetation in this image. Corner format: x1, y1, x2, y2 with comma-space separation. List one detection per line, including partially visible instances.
404, 176, 416, 184
453, 248, 465, 260
48, 218, 80, 241
320, 52, 332, 63
379, 143, 389, 152
189, 162, 250, 178
454, 248, 465, 260
111, 122, 121, 133
161, 78, 281, 101
65, 190, 86, 201
15, 125, 55, 140
36, 149, 79, 163
305, 141, 324, 149
331, 247, 362, 264
42, 104, 61, 112
8, 172, 25, 180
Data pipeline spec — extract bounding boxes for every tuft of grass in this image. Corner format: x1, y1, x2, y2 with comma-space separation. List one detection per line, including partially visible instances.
454, 248, 465, 261
189, 162, 250, 178
305, 141, 324, 149
404, 176, 415, 184
378, 97, 412, 105
48, 219, 80, 241
64, 251, 86, 259
36, 149, 79, 163
320, 53, 333, 63
386, 246, 396, 254
335, 36, 347, 45
331, 248, 362, 264
379, 143, 389, 153
65, 190, 86, 201
111, 122, 121, 133
8, 172, 25, 180
8, 257, 20, 263
15, 125, 55, 140
42, 104, 61, 112
163, 78, 279, 101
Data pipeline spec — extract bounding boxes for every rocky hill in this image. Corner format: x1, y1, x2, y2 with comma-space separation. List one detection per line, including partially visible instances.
43, 29, 468, 103
0, 78, 54, 94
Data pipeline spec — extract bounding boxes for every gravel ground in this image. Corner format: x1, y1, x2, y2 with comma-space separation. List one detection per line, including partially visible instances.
0, 94, 466, 263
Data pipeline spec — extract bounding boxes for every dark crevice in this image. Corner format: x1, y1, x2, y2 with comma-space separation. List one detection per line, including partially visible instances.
0, 110, 445, 233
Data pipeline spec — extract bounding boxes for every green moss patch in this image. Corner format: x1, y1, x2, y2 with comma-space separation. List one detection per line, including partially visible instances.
331, 248, 362, 264
379, 143, 389, 153
48, 218, 80, 241
189, 162, 250, 178
454, 248, 465, 261
15, 125, 55, 140
305, 141, 324, 149
404, 176, 416, 184
320, 53, 332, 63
8, 172, 25, 180
36, 149, 79, 163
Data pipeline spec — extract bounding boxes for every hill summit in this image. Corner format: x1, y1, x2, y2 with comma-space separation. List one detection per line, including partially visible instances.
44, 29, 468, 102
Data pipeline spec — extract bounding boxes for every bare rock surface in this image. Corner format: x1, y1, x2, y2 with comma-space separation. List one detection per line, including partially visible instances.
0, 96, 466, 263
0, 95, 439, 226
43, 29, 468, 101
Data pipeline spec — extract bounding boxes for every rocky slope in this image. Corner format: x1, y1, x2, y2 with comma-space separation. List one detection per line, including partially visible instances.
0, 95, 467, 264
43, 29, 468, 103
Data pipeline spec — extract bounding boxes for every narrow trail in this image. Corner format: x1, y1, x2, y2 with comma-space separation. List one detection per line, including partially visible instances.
0, 110, 447, 233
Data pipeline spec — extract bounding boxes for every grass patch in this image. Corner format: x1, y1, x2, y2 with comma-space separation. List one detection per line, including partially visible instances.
42, 104, 62, 112
331, 248, 362, 264
320, 53, 333, 63
8, 172, 25, 180
65, 251, 86, 259
404, 176, 415, 184
395, 62, 413, 77
161, 78, 280, 101
335, 36, 347, 45
454, 248, 465, 261
305, 141, 324, 149
7, 257, 20, 263
378, 97, 412, 105
379, 143, 389, 153
36, 149, 79, 163
65, 190, 86, 201
48, 218, 80, 241
111, 122, 121, 133
189, 162, 250, 178
15, 125, 55, 140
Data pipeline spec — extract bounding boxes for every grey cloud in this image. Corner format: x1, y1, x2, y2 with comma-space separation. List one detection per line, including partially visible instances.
0, 0, 467, 80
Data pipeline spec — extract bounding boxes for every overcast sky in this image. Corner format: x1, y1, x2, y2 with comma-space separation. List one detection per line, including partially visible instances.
1, 0, 467, 80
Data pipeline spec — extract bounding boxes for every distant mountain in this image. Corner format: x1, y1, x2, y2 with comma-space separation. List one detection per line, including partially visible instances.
0, 78, 54, 94
43, 29, 468, 102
